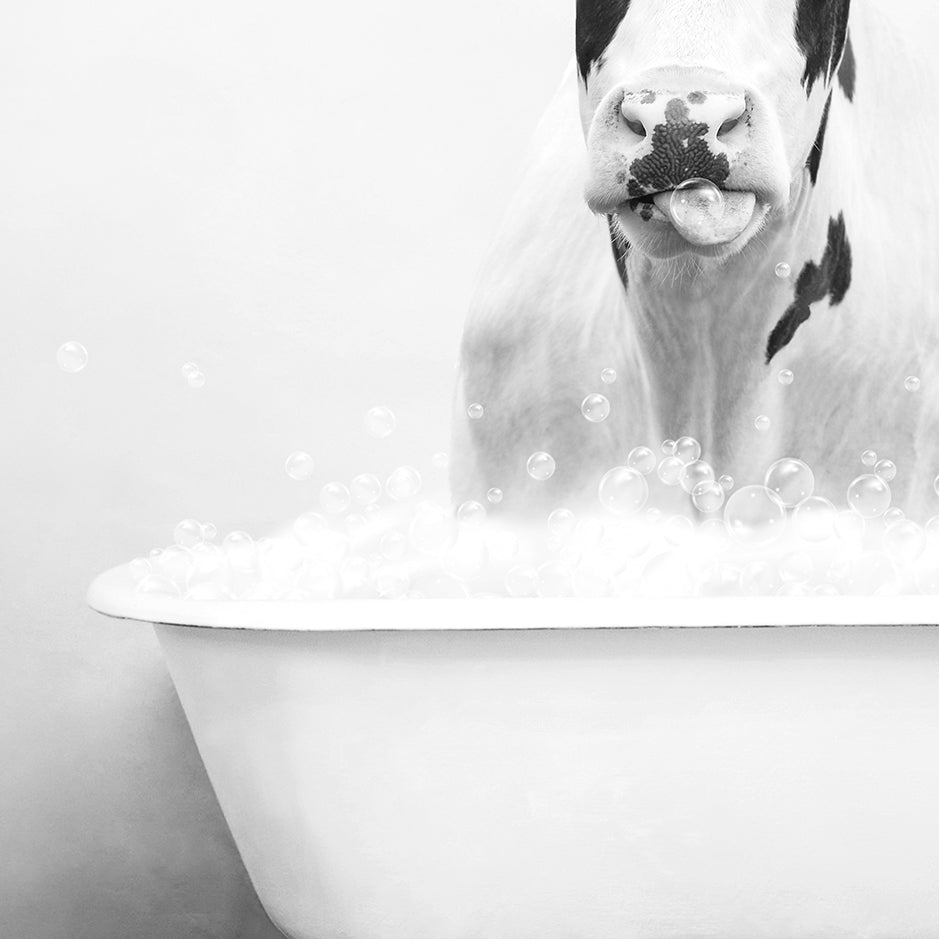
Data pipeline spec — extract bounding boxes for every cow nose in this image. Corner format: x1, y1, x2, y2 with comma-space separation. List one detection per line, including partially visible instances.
619, 89, 747, 145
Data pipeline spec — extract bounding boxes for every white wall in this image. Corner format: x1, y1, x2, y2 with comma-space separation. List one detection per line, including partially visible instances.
0, 0, 570, 934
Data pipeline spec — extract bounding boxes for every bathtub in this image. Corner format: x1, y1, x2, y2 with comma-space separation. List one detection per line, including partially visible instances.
88, 562, 939, 939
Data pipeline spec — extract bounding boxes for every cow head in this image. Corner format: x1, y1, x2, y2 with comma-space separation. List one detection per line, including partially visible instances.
578, 0, 850, 260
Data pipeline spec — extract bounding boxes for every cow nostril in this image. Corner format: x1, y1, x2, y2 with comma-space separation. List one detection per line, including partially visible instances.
624, 117, 646, 138
718, 117, 740, 137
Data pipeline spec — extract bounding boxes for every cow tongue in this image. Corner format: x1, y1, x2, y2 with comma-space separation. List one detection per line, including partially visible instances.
652, 188, 757, 246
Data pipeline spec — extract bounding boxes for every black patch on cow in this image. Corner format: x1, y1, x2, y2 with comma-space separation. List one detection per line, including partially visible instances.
576, 0, 631, 84
837, 30, 855, 101
626, 98, 730, 197
765, 212, 852, 363
607, 215, 630, 292
687, 91, 706, 104
795, 0, 851, 98
806, 92, 832, 185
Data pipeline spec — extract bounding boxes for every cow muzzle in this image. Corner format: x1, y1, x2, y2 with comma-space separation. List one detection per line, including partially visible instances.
583, 71, 790, 256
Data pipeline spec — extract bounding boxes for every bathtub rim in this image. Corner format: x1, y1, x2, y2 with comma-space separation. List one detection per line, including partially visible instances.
87, 562, 939, 631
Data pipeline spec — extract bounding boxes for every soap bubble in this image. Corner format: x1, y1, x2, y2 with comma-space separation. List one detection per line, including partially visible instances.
680, 459, 714, 494
527, 452, 556, 481
928, 516, 939, 537
181, 361, 199, 377
457, 500, 487, 526
669, 178, 725, 227
764, 458, 815, 507
598, 466, 648, 515
364, 406, 396, 439
719, 474, 734, 491
581, 393, 611, 423
661, 439, 676, 455
861, 449, 878, 467
409, 502, 457, 555
223, 531, 256, 571
884, 520, 926, 562
793, 496, 836, 542
846, 474, 891, 518
344, 514, 368, 537
320, 481, 352, 514
285, 451, 315, 481
505, 565, 538, 598
935, 474, 939, 497
173, 519, 203, 548
883, 507, 905, 528
350, 473, 382, 506
627, 446, 656, 475
874, 459, 896, 482
905, 376, 921, 392
724, 485, 786, 546
692, 480, 725, 513
386, 466, 422, 501
547, 508, 577, 539
136, 574, 181, 597
432, 451, 449, 470
486, 487, 503, 504
129, 558, 151, 582
600, 368, 617, 384
187, 370, 206, 389
57, 341, 88, 373
657, 456, 685, 486
674, 436, 702, 464
775, 262, 791, 279
777, 369, 794, 385
754, 415, 771, 432
467, 403, 485, 420
201, 522, 217, 541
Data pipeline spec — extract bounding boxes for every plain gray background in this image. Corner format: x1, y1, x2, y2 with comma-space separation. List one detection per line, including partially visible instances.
0, 0, 570, 935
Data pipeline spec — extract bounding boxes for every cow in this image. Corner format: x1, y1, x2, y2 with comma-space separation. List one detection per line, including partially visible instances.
451, 0, 939, 526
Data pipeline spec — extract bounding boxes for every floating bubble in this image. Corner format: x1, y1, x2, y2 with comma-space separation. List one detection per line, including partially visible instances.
874, 459, 896, 482
661, 439, 676, 455
387, 466, 422, 501
581, 393, 611, 423
467, 403, 485, 420
718, 474, 734, 491
774, 262, 791, 279
846, 474, 891, 518
674, 436, 702, 465
657, 456, 685, 486
598, 466, 648, 515
777, 369, 794, 385
285, 451, 315, 481
883, 507, 905, 528
173, 519, 203, 548
626, 446, 656, 475
724, 485, 786, 547
905, 376, 921, 392
320, 481, 352, 514
201, 522, 217, 541
181, 361, 199, 377
793, 496, 836, 542
187, 370, 206, 389
457, 500, 487, 526
680, 459, 714, 494
505, 565, 538, 598
364, 406, 396, 439
527, 451, 556, 481
487, 487, 503, 504
547, 508, 577, 539
409, 502, 457, 555
928, 516, 939, 537
432, 451, 449, 470
669, 178, 724, 228
350, 473, 382, 506
600, 368, 617, 384
884, 520, 926, 562
764, 458, 815, 507
754, 415, 771, 432
57, 341, 88, 373
692, 480, 725, 513
861, 449, 878, 467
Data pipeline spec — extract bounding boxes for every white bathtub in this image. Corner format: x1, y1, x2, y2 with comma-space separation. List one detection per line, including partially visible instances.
89, 563, 939, 939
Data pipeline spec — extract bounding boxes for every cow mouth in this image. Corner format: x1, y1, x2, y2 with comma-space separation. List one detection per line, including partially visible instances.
620, 187, 759, 248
